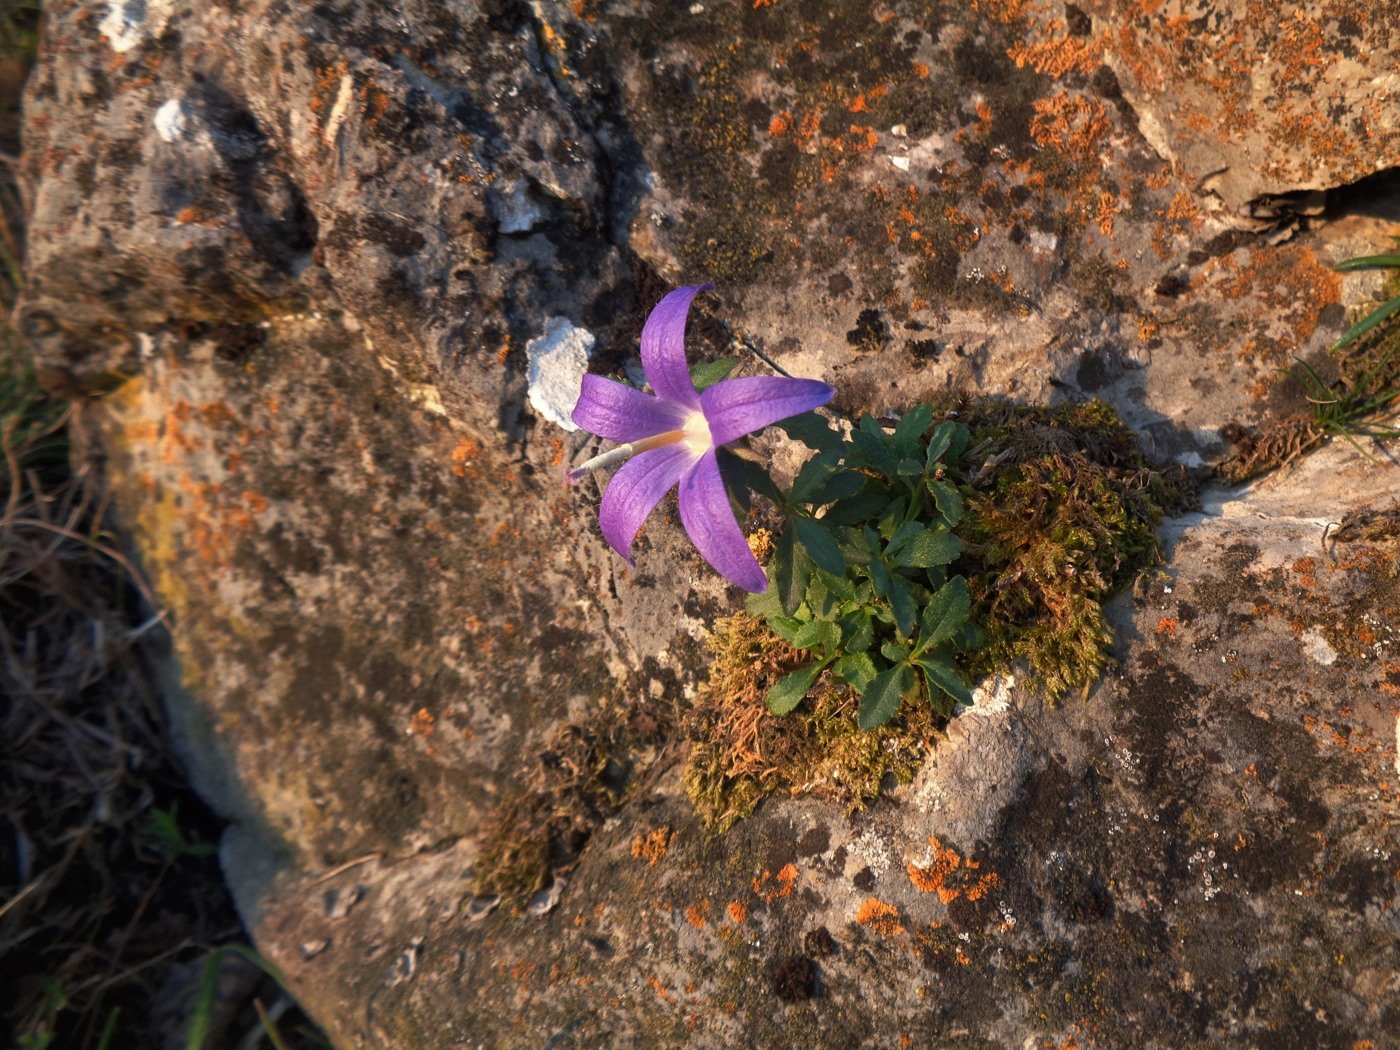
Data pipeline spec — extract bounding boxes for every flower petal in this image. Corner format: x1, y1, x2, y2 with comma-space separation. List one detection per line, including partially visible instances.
701, 376, 835, 446
640, 284, 712, 408
677, 449, 768, 593
572, 374, 690, 442
598, 443, 696, 563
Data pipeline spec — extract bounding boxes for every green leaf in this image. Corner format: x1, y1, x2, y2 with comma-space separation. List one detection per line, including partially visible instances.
893, 527, 963, 570
927, 479, 964, 526
833, 650, 878, 691
885, 520, 923, 558
851, 420, 900, 475
719, 448, 782, 502
766, 660, 829, 715
793, 618, 841, 653
892, 403, 935, 455
746, 584, 782, 619
778, 411, 842, 453
869, 557, 894, 598
773, 522, 812, 616
915, 654, 973, 708
789, 449, 843, 503
822, 491, 891, 526
888, 575, 918, 637
690, 356, 741, 391
839, 610, 874, 652
880, 639, 909, 663
916, 576, 970, 654
925, 421, 969, 468
859, 663, 914, 729
793, 515, 846, 576
876, 497, 907, 540
817, 567, 858, 601
806, 575, 837, 618
768, 615, 806, 646
808, 470, 865, 505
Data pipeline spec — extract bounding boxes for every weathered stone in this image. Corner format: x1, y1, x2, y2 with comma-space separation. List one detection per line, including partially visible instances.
1081, 0, 1400, 213
18, 0, 1400, 1045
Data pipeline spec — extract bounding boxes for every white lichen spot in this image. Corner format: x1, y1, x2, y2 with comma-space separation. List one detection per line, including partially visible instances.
153, 99, 188, 143
1300, 629, 1338, 666
526, 318, 594, 431
890, 123, 908, 137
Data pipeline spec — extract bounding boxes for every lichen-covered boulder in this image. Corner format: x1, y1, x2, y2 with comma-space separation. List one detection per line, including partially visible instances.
1080, 0, 1400, 213
19, 0, 1400, 1045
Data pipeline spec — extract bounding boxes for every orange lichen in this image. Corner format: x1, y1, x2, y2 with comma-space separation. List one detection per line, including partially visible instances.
1008, 27, 1103, 79
907, 836, 1001, 904
1156, 618, 1178, 638
970, 0, 1033, 24
630, 827, 673, 866
409, 707, 435, 738
685, 899, 710, 929
451, 436, 481, 478
1029, 92, 1110, 164
854, 897, 906, 936
768, 111, 793, 138
753, 862, 799, 901
726, 901, 747, 924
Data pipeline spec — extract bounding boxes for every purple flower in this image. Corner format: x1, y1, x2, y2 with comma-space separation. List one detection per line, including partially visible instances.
569, 284, 834, 593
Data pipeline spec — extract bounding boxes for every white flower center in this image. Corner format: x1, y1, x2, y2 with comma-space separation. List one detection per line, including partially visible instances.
681, 410, 713, 454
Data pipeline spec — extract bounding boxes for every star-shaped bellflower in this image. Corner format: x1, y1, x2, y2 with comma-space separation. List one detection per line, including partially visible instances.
569, 284, 834, 592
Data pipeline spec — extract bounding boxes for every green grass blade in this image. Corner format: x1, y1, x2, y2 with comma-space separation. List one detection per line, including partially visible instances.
1335, 254, 1400, 271
1332, 295, 1400, 350
95, 1008, 122, 1050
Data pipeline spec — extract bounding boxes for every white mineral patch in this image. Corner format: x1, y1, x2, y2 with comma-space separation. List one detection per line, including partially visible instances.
890, 155, 911, 171
526, 318, 594, 431
407, 383, 447, 417
154, 99, 187, 143
495, 182, 545, 234
323, 74, 356, 148
100, 0, 174, 52
1301, 629, 1338, 666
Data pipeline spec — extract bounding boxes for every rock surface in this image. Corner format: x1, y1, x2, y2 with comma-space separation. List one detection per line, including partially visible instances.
18, 0, 1400, 1046
1081, 0, 1400, 214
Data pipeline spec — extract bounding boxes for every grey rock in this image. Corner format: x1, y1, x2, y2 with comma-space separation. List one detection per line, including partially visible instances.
19, 0, 1400, 1045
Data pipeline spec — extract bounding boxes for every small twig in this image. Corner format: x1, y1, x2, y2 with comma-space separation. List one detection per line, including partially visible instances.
306, 851, 384, 887
0, 878, 43, 922
0, 517, 170, 629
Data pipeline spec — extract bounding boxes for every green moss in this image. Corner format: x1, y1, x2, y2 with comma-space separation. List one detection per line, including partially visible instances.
954, 397, 1195, 698
684, 613, 940, 831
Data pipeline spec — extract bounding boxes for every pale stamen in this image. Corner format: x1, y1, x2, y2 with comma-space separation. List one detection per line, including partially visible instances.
566, 427, 689, 484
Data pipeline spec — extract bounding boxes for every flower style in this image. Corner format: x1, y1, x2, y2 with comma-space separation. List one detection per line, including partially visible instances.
570, 284, 834, 592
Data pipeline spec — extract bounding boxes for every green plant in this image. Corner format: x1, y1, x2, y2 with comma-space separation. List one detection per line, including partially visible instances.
185, 944, 295, 1050
137, 804, 220, 862
1332, 239, 1400, 351
736, 405, 980, 728
1287, 348, 1400, 456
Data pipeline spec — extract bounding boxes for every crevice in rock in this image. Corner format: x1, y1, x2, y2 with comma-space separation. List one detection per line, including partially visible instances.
1237, 164, 1400, 242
